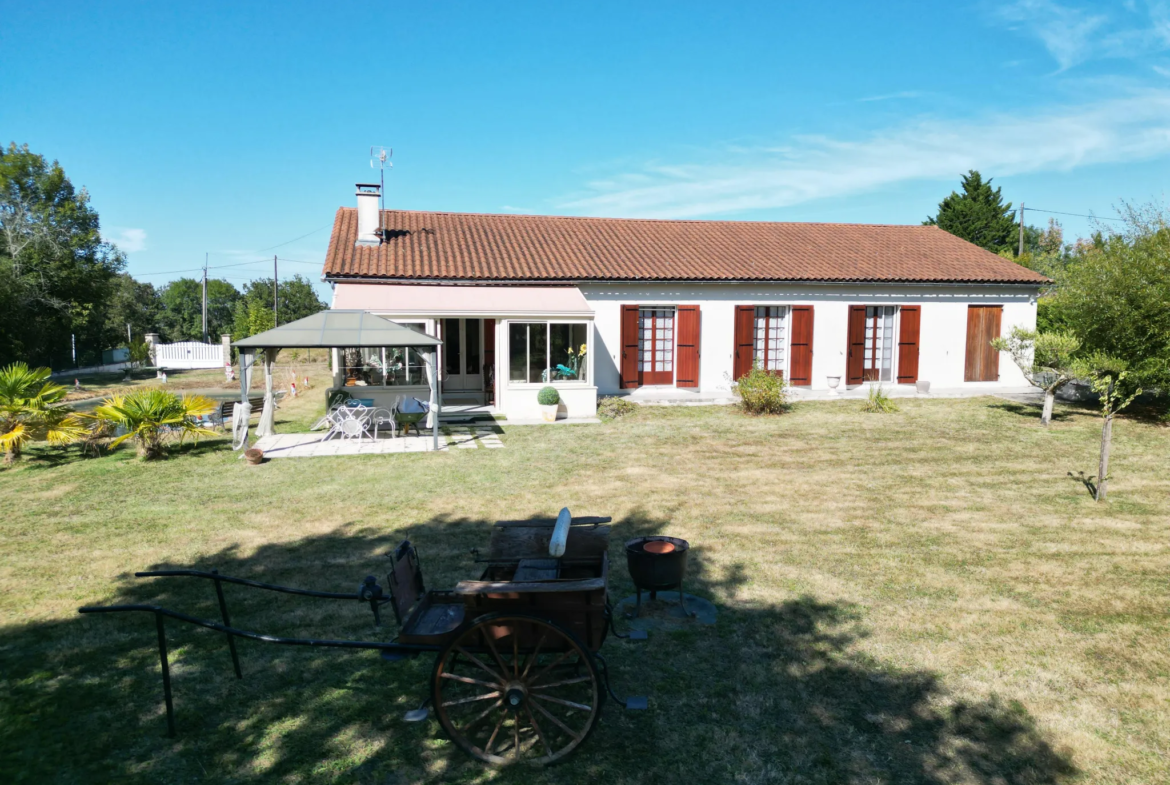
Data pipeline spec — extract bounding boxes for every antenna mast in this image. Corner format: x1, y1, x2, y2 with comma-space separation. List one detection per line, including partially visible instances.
370, 146, 392, 237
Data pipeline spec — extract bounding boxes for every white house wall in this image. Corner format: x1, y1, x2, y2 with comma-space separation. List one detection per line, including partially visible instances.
579, 282, 1039, 394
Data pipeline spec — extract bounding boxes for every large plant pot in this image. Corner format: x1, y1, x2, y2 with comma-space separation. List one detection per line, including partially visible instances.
539, 404, 559, 422
915, 380, 931, 395
244, 448, 264, 465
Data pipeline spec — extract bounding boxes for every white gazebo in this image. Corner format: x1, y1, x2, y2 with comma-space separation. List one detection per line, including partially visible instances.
232, 310, 443, 451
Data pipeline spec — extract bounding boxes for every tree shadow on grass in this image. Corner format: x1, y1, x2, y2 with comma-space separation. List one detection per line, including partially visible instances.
1, 511, 1076, 784
986, 401, 1075, 423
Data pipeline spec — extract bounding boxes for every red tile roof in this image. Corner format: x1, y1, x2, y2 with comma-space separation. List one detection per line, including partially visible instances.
322, 208, 1048, 284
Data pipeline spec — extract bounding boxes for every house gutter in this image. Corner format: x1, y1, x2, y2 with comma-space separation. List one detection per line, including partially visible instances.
322, 275, 1046, 290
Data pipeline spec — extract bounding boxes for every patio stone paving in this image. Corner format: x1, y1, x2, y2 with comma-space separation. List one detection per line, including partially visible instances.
252, 425, 505, 458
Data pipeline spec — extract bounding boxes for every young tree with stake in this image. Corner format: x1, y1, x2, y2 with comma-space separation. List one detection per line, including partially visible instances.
1087, 366, 1140, 502
991, 327, 1085, 426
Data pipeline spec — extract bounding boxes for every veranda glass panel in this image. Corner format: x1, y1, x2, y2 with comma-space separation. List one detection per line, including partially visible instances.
509, 323, 528, 382
529, 323, 548, 382
548, 323, 583, 382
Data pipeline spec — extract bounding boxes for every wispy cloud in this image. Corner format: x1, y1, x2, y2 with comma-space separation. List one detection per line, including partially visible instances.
105, 227, 147, 252
559, 90, 1170, 219
996, 0, 1170, 70
857, 91, 925, 103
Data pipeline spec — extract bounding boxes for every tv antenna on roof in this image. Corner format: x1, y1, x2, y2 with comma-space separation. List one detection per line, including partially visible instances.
370, 146, 392, 208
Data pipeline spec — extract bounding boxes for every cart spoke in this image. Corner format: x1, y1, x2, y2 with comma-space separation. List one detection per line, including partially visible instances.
527, 649, 574, 687
440, 672, 500, 690
512, 715, 520, 761
519, 630, 548, 680
524, 704, 553, 758
442, 690, 501, 708
512, 628, 519, 678
531, 692, 592, 712
484, 711, 506, 756
530, 694, 582, 741
457, 698, 504, 735
482, 628, 512, 680
529, 674, 592, 690
455, 646, 506, 684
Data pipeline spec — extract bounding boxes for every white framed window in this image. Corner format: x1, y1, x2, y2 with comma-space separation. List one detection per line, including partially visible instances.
754, 306, 787, 373
508, 322, 590, 384
863, 306, 896, 382
638, 308, 674, 374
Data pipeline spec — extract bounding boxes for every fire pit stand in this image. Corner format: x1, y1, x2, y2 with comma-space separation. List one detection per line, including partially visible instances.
624, 535, 696, 618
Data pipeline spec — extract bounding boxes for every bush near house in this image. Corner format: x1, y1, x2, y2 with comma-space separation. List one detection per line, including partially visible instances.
733, 364, 790, 415
597, 395, 637, 421
537, 386, 560, 406
861, 384, 899, 414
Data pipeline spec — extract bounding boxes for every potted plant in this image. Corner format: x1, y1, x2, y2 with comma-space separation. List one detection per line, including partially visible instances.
537, 386, 560, 422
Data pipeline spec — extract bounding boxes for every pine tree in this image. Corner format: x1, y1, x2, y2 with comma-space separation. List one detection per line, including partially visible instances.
924, 170, 1019, 254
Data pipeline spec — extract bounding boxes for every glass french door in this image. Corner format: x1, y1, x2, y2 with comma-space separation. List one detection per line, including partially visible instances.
638, 308, 675, 385
862, 306, 896, 382
441, 318, 483, 391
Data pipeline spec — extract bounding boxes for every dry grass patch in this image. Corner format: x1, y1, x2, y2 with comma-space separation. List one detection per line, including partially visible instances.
1, 394, 1168, 783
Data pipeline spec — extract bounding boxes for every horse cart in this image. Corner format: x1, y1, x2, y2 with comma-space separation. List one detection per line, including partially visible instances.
79, 510, 646, 766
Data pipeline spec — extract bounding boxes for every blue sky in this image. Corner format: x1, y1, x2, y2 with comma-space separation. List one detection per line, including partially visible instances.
3, 1, 1169, 301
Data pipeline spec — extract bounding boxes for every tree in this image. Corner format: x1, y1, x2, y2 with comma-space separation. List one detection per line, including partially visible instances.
88, 389, 217, 460
1047, 201, 1170, 393
159, 277, 239, 341
924, 170, 1020, 254
0, 362, 86, 465
231, 275, 326, 339
0, 143, 125, 367
104, 273, 163, 346
992, 327, 1085, 426
1087, 365, 1140, 503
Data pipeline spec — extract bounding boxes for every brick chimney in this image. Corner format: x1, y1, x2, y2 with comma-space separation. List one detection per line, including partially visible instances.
355, 183, 381, 246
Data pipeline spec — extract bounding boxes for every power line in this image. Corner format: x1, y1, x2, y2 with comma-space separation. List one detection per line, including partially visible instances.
254, 222, 335, 252
1024, 206, 1124, 222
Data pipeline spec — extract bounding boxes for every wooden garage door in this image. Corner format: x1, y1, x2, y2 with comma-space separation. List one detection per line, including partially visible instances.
964, 305, 1002, 382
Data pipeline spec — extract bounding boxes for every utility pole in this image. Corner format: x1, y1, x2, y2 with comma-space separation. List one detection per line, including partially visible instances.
1018, 203, 1025, 257
202, 253, 209, 342
273, 255, 279, 326
127, 323, 132, 345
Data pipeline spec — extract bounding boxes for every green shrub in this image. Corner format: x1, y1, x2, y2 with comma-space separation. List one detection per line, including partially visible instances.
597, 396, 638, 421
861, 384, 899, 414
537, 386, 560, 406
733, 365, 790, 415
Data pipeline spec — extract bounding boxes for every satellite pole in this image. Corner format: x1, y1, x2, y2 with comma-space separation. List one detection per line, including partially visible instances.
1018, 203, 1025, 257
202, 252, 209, 342
370, 146, 392, 237
273, 255, 279, 327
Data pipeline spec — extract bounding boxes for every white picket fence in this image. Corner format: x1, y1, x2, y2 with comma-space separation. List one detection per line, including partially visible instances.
152, 341, 225, 370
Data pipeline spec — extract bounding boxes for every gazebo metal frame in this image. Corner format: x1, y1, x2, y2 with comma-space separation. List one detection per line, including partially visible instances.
232, 310, 444, 451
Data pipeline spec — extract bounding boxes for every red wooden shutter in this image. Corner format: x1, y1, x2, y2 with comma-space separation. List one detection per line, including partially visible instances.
620, 305, 640, 388
964, 305, 1002, 381
896, 306, 920, 384
676, 305, 701, 388
846, 305, 867, 385
789, 306, 814, 386
733, 306, 755, 380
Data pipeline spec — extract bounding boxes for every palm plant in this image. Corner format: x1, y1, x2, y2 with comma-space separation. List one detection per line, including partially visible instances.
90, 389, 218, 460
0, 362, 87, 465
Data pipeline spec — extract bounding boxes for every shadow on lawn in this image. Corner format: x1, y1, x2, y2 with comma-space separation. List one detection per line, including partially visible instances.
0, 511, 1076, 784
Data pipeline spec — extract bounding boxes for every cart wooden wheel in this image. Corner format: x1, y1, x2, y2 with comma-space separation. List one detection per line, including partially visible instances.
431, 612, 604, 766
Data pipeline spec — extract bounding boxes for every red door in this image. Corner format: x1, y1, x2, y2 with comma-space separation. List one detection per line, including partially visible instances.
789, 306, 814, 386
846, 305, 867, 384
896, 306, 920, 384
638, 308, 675, 386
733, 305, 755, 381
676, 305, 701, 388
620, 305, 640, 388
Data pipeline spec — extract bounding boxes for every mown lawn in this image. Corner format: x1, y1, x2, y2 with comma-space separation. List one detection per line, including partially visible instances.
1, 393, 1167, 784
